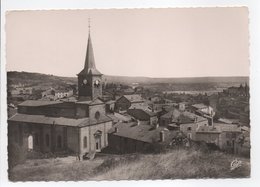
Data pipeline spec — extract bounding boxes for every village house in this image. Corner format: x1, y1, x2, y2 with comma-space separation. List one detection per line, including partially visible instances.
41, 88, 55, 98
8, 31, 113, 159
105, 100, 115, 114
107, 122, 186, 153
191, 103, 215, 126
115, 94, 144, 112
178, 112, 209, 140
195, 123, 244, 153
213, 123, 242, 153
55, 89, 74, 99
127, 108, 158, 126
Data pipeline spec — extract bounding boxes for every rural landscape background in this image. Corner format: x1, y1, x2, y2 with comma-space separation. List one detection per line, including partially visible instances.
7, 71, 250, 180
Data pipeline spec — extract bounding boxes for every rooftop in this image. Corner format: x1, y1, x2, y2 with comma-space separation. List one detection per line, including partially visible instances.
8, 113, 112, 127
196, 126, 221, 134
213, 123, 241, 132
76, 98, 104, 106
192, 103, 208, 109
123, 94, 144, 103
19, 100, 62, 107
161, 109, 206, 124
108, 122, 184, 144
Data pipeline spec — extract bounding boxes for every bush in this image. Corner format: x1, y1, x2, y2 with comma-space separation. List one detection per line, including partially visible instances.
8, 143, 27, 168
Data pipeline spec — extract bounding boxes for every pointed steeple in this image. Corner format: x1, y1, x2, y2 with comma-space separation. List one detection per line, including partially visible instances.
78, 21, 102, 76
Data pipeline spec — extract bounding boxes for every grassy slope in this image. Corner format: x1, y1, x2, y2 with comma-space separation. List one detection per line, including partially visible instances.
9, 149, 250, 181
94, 149, 250, 180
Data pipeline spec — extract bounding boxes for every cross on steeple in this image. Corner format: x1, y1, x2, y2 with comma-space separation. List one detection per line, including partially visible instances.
88, 18, 91, 33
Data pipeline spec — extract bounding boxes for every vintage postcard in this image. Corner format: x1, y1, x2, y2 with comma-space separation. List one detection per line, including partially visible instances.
1, 2, 256, 185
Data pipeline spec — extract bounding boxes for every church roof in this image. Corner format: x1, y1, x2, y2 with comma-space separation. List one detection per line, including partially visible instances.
77, 98, 104, 105
78, 33, 102, 76
8, 113, 112, 127
19, 100, 62, 107
9, 113, 88, 127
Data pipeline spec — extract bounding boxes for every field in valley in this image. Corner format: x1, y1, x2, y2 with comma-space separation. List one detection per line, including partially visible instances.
9, 149, 250, 181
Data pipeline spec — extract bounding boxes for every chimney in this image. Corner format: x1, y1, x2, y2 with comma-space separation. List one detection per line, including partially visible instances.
115, 127, 118, 133
160, 131, 165, 142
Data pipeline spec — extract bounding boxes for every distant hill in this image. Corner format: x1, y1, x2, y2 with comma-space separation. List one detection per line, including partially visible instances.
7, 71, 249, 88
7, 71, 77, 90
104, 74, 249, 84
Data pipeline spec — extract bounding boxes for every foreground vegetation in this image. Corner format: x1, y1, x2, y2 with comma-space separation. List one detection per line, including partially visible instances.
9, 148, 250, 181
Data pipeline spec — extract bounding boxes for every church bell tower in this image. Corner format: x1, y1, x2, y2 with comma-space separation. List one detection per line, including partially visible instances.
77, 22, 102, 101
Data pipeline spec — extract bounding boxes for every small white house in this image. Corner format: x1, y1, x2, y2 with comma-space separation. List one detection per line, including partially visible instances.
55, 89, 73, 99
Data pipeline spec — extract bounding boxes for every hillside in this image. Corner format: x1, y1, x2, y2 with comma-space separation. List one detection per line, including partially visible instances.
9, 149, 250, 181
7, 71, 249, 87
105, 74, 249, 85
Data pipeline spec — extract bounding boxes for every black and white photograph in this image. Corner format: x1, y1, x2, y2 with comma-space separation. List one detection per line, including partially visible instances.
1, 1, 259, 186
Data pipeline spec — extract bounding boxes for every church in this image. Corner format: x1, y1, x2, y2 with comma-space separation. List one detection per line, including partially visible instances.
8, 30, 113, 159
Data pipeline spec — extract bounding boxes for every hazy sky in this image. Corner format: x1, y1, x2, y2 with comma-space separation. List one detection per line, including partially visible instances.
6, 8, 249, 78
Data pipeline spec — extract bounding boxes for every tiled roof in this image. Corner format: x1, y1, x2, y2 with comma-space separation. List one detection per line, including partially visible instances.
128, 103, 151, 111
8, 113, 112, 127
108, 122, 183, 144
84, 115, 112, 127
213, 123, 241, 132
128, 108, 156, 119
77, 98, 104, 105
192, 103, 208, 109
182, 111, 206, 122
161, 109, 181, 119
19, 100, 63, 107
107, 114, 120, 123
161, 110, 207, 124
113, 113, 133, 122
123, 94, 144, 103
105, 100, 116, 104
196, 126, 221, 134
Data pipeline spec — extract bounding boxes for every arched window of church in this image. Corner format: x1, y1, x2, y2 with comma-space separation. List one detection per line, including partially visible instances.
83, 136, 87, 148
45, 134, 50, 147
95, 111, 100, 120
28, 135, 33, 150
57, 135, 62, 148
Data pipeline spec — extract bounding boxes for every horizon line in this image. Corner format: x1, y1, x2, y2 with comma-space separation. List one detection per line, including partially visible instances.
7, 70, 250, 79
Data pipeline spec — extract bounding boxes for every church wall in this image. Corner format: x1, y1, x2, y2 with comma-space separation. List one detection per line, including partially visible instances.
76, 104, 89, 118
54, 126, 65, 151
67, 127, 79, 153
89, 104, 106, 119
42, 125, 51, 152
87, 121, 113, 152
79, 126, 90, 155
8, 123, 27, 151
